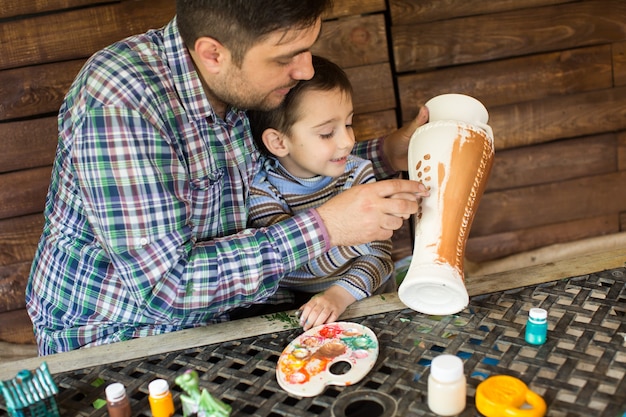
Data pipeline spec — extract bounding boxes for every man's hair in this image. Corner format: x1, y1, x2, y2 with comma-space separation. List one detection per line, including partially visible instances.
176, 0, 333, 66
248, 55, 353, 156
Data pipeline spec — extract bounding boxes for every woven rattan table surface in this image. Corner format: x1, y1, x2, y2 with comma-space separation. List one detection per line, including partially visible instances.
2, 268, 625, 417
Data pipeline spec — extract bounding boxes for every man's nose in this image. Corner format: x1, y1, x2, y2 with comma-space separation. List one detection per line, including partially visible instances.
290, 52, 314, 81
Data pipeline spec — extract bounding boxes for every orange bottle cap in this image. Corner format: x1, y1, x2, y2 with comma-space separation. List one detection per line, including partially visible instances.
475, 375, 546, 417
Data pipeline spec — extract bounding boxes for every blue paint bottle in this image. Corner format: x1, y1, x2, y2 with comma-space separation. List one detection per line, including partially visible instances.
525, 308, 548, 345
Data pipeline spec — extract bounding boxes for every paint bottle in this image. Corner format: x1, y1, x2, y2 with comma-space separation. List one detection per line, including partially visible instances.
525, 308, 548, 345
428, 354, 466, 416
105, 383, 131, 417
148, 379, 175, 417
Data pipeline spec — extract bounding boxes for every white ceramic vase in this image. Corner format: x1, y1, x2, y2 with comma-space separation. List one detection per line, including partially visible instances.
397, 94, 495, 315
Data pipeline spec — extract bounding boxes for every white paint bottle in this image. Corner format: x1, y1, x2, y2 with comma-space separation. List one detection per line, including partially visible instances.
428, 354, 466, 415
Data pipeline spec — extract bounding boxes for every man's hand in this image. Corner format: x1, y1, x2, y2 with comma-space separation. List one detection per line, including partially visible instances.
383, 106, 429, 172
316, 179, 429, 247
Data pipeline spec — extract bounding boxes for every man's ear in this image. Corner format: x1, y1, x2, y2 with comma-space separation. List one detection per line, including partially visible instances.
193, 36, 227, 74
262, 129, 290, 157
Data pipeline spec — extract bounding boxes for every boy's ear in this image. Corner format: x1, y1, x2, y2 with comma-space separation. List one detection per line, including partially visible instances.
194, 36, 227, 74
262, 129, 290, 157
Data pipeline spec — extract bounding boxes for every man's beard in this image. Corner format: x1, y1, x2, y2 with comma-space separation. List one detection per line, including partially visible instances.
211, 70, 297, 111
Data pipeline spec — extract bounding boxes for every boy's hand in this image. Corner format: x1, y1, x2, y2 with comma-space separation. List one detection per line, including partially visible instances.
298, 286, 356, 331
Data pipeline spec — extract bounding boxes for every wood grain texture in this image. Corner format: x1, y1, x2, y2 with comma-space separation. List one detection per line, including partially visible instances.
0, 60, 85, 121
346, 63, 396, 113
0, 167, 50, 220
616, 41, 626, 87
397, 45, 612, 122
0, 261, 33, 313
490, 86, 626, 150
392, 0, 626, 72
0, 0, 114, 20
1, 248, 623, 378
354, 109, 397, 142
389, 0, 577, 25
486, 134, 617, 192
472, 170, 626, 236
0, 214, 44, 267
0, 0, 175, 70
466, 215, 619, 262
326, 0, 386, 18
619, 132, 626, 171
314, 14, 388, 68
0, 118, 58, 174
466, 232, 626, 277
0, 309, 36, 346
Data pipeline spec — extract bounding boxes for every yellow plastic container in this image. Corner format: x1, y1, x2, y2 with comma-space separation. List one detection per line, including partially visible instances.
475, 375, 546, 417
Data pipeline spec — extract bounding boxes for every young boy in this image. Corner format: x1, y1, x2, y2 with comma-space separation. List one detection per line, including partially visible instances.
247, 56, 395, 330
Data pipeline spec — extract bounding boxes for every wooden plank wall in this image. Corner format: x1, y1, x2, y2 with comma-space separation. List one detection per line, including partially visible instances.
391, 0, 626, 262
0, 0, 400, 356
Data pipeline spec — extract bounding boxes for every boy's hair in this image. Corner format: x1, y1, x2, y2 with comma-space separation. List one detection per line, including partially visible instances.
176, 0, 333, 66
248, 55, 353, 156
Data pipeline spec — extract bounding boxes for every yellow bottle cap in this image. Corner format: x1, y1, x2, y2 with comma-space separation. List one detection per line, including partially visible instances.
476, 375, 546, 417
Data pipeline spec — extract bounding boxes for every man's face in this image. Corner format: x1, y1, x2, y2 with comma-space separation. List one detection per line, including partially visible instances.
210, 19, 322, 111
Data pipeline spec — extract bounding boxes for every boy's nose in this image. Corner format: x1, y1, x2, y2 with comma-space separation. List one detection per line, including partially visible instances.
337, 129, 355, 149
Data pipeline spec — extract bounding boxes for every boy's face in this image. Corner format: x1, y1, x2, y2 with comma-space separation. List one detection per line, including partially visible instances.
207, 19, 321, 112
280, 88, 356, 178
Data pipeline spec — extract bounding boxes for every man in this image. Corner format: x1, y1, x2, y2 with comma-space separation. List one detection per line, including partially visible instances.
26, 0, 428, 355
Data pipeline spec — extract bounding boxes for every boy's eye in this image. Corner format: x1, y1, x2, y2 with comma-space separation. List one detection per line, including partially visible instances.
320, 131, 335, 139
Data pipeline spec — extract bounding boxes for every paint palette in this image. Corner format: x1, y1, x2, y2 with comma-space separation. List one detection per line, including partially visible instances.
276, 322, 379, 397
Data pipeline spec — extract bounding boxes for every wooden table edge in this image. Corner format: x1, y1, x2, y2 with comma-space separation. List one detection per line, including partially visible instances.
1, 248, 624, 380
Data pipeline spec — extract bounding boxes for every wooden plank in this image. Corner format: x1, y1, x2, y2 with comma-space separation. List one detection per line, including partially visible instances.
354, 109, 397, 142
314, 14, 389, 69
2, 248, 623, 377
466, 243, 626, 291
0, 341, 38, 364
397, 45, 612, 122
486, 134, 617, 192
0, 309, 36, 346
619, 132, 626, 171
472, 170, 626, 236
346, 63, 396, 114
0, 168, 50, 220
615, 41, 626, 87
0, 0, 114, 20
326, 0, 386, 19
0, 214, 44, 267
0, 118, 57, 174
466, 232, 626, 277
0, 0, 175, 70
0, 262, 32, 313
491, 86, 626, 150
466, 215, 619, 262
389, 0, 577, 25
0, 60, 85, 121
392, 0, 626, 72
